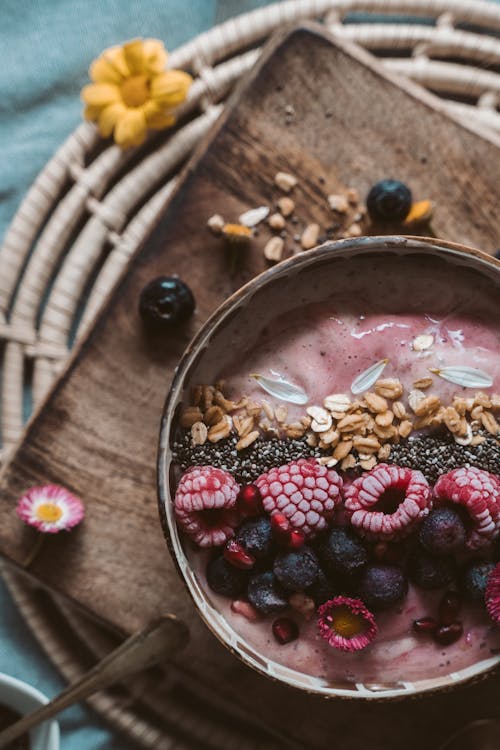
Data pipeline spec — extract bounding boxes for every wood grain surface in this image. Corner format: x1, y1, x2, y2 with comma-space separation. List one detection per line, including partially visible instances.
1, 25, 500, 750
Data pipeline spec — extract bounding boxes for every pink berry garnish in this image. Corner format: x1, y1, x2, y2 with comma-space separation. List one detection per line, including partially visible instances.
344, 464, 432, 541
434, 468, 500, 550
272, 617, 299, 644
223, 539, 256, 570
16, 484, 85, 534
174, 466, 240, 547
256, 459, 343, 539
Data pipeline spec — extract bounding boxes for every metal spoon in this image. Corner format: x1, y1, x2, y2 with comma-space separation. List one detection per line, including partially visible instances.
0, 614, 189, 748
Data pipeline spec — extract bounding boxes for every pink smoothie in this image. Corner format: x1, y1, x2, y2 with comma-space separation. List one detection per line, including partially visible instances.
178, 251, 500, 686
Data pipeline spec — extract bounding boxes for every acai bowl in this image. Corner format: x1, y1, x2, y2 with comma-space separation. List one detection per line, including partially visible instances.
158, 236, 500, 699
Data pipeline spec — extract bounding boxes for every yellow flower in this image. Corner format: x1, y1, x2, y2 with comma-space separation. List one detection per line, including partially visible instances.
81, 39, 192, 148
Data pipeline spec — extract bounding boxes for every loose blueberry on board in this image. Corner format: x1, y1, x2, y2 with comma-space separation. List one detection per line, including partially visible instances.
419, 506, 467, 556
138, 276, 195, 328
318, 528, 368, 579
273, 546, 320, 591
461, 560, 496, 602
234, 516, 274, 560
247, 571, 288, 615
357, 564, 408, 611
366, 179, 412, 223
408, 550, 456, 590
207, 555, 249, 597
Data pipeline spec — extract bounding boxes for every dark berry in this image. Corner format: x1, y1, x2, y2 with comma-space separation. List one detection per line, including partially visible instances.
138, 276, 194, 328
493, 536, 500, 562
366, 179, 412, 223
223, 540, 256, 570
318, 528, 368, 579
433, 622, 463, 646
234, 516, 273, 560
439, 591, 462, 625
247, 571, 288, 615
413, 617, 438, 634
461, 560, 496, 602
272, 617, 299, 644
307, 569, 338, 605
419, 507, 467, 556
357, 564, 408, 611
273, 546, 320, 591
207, 555, 249, 597
408, 550, 456, 590
237, 484, 263, 516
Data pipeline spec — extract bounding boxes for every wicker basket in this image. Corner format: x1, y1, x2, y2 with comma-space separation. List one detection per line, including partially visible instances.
1, 0, 500, 746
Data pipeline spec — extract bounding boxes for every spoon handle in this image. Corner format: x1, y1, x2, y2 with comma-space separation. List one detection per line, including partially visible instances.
0, 614, 189, 748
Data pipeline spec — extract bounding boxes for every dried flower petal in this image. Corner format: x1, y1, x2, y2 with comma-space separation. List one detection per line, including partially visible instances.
250, 374, 308, 404
351, 359, 389, 395
16, 485, 85, 534
430, 366, 493, 389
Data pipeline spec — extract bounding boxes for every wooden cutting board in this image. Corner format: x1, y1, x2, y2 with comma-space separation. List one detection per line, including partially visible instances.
1, 24, 500, 750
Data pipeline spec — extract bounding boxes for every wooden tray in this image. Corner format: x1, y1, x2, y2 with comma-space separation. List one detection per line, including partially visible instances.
1, 24, 500, 750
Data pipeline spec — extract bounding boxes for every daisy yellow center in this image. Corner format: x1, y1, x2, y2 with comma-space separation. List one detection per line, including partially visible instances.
35, 503, 63, 523
330, 607, 364, 638
120, 75, 150, 107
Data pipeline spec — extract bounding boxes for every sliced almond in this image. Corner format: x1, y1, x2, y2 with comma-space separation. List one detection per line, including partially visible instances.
268, 212, 286, 231
413, 377, 433, 390
275, 172, 298, 192
378, 444, 391, 460
275, 405, 288, 423
364, 392, 388, 414
285, 422, 306, 438
236, 430, 260, 451
327, 194, 349, 213
413, 395, 440, 417
180, 406, 203, 428
474, 391, 492, 409
393, 401, 407, 420
235, 415, 254, 438
318, 456, 339, 467
360, 456, 377, 470
341, 454, 357, 471
398, 420, 413, 438
277, 197, 295, 217
374, 378, 403, 400
333, 440, 353, 460
481, 411, 500, 436
246, 400, 263, 417
337, 413, 367, 433
443, 407, 464, 435
204, 405, 225, 426
373, 423, 398, 440
208, 415, 232, 442
375, 410, 394, 427
306, 432, 319, 447
408, 389, 426, 413
324, 393, 351, 412
262, 401, 275, 421
352, 435, 381, 453
320, 428, 340, 446
301, 223, 320, 250
191, 421, 208, 445
264, 236, 284, 263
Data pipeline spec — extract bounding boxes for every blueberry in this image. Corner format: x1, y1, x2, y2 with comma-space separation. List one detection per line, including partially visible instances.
247, 571, 288, 614
408, 550, 456, 590
419, 507, 467, 556
307, 569, 338, 605
273, 546, 320, 591
366, 179, 412, 223
317, 528, 368, 579
461, 561, 495, 602
207, 555, 249, 598
139, 276, 195, 328
357, 564, 408, 611
234, 516, 274, 560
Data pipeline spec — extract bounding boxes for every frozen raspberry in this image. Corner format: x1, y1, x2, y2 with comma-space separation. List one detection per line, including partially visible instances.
174, 466, 240, 547
344, 464, 432, 541
255, 459, 342, 539
433, 468, 500, 550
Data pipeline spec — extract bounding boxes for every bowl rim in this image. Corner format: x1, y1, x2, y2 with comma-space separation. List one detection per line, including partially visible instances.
158, 235, 500, 700
0, 672, 60, 749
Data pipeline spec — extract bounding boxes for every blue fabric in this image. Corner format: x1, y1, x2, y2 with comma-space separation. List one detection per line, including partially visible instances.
0, 2, 271, 747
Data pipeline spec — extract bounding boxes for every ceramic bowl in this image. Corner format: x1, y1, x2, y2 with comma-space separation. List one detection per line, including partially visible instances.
158, 235, 500, 699
0, 673, 59, 749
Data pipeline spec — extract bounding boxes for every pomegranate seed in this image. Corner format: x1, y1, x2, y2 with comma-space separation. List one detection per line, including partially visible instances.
238, 484, 263, 516
412, 617, 438, 635
438, 591, 462, 626
288, 529, 306, 549
223, 540, 256, 570
231, 600, 260, 621
272, 617, 299, 645
433, 621, 463, 646
271, 512, 291, 544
